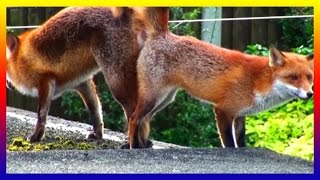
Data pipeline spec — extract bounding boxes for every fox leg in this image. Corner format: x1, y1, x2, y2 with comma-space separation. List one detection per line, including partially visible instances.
107, 74, 139, 131
28, 80, 55, 143
136, 115, 153, 148
120, 111, 153, 149
75, 79, 104, 140
128, 94, 158, 149
233, 116, 246, 147
101, 65, 152, 148
214, 108, 235, 147
134, 89, 178, 148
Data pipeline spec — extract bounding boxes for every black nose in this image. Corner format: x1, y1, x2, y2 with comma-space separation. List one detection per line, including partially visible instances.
6, 80, 14, 90
307, 92, 313, 99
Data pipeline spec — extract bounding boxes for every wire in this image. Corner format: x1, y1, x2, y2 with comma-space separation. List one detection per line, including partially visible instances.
6, 15, 313, 29
7, 25, 40, 29
168, 15, 313, 23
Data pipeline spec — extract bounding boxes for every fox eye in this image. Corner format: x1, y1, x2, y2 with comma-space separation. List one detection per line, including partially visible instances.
307, 74, 313, 81
289, 74, 299, 81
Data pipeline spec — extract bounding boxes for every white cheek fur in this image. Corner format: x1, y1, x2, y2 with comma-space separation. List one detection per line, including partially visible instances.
238, 79, 296, 116
275, 79, 312, 99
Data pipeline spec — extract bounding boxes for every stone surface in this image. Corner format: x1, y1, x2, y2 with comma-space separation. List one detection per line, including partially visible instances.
6, 107, 313, 173
7, 148, 313, 173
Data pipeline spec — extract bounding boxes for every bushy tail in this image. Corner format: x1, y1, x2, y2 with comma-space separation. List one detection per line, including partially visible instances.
144, 7, 169, 33
110, 7, 133, 18
111, 7, 169, 34
130, 7, 169, 37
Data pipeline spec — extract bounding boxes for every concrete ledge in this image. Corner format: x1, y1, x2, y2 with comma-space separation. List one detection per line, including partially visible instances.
6, 107, 313, 173
7, 148, 313, 173
6, 106, 185, 149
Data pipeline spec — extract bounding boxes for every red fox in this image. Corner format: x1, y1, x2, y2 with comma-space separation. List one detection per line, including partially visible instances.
126, 8, 314, 149
6, 7, 151, 143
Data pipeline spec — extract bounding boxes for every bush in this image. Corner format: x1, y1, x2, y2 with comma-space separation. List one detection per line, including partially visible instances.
169, 7, 201, 37
61, 77, 125, 132
280, 7, 314, 50
246, 99, 314, 161
151, 91, 219, 147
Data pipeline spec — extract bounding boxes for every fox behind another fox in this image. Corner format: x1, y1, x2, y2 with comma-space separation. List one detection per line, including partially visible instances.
6, 7, 152, 143
126, 8, 314, 149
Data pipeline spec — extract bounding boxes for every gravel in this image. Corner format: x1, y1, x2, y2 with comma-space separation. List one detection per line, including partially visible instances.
6, 106, 313, 173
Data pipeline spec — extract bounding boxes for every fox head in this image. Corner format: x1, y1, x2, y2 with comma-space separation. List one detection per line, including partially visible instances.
6, 32, 32, 93
269, 46, 314, 100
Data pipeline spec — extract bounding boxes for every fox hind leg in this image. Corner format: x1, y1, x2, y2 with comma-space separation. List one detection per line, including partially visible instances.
76, 79, 104, 140
135, 89, 179, 148
128, 94, 158, 149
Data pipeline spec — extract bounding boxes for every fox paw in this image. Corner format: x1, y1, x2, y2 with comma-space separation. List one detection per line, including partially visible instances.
87, 132, 103, 140
120, 143, 130, 149
28, 131, 45, 143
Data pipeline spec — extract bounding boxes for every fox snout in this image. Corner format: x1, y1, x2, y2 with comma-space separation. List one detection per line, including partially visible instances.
274, 79, 313, 100
307, 92, 313, 99
296, 88, 313, 100
300, 90, 313, 100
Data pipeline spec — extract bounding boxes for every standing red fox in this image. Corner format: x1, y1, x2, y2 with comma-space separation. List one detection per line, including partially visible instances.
127, 8, 314, 149
6, 7, 156, 143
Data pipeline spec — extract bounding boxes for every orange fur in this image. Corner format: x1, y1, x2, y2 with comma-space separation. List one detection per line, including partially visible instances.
127, 8, 314, 148
6, 7, 156, 143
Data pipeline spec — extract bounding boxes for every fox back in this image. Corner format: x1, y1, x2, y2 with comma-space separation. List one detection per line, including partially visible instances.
6, 7, 147, 98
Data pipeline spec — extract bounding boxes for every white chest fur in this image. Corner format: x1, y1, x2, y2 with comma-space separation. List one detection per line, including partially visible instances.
238, 80, 295, 116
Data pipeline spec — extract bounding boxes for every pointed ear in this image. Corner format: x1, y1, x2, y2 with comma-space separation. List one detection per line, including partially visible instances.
306, 54, 313, 61
6, 32, 19, 59
306, 54, 314, 70
269, 45, 285, 67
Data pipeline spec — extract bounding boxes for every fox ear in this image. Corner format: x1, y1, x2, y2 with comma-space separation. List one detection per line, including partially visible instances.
306, 54, 314, 70
306, 54, 313, 61
6, 32, 19, 59
269, 46, 285, 67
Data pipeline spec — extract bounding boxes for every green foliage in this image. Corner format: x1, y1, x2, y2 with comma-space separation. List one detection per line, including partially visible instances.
245, 44, 314, 56
291, 45, 314, 55
246, 100, 314, 161
151, 91, 219, 147
280, 7, 314, 49
169, 7, 201, 36
61, 77, 125, 131
245, 44, 269, 56
245, 44, 314, 161
95, 82, 125, 131
61, 92, 87, 121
